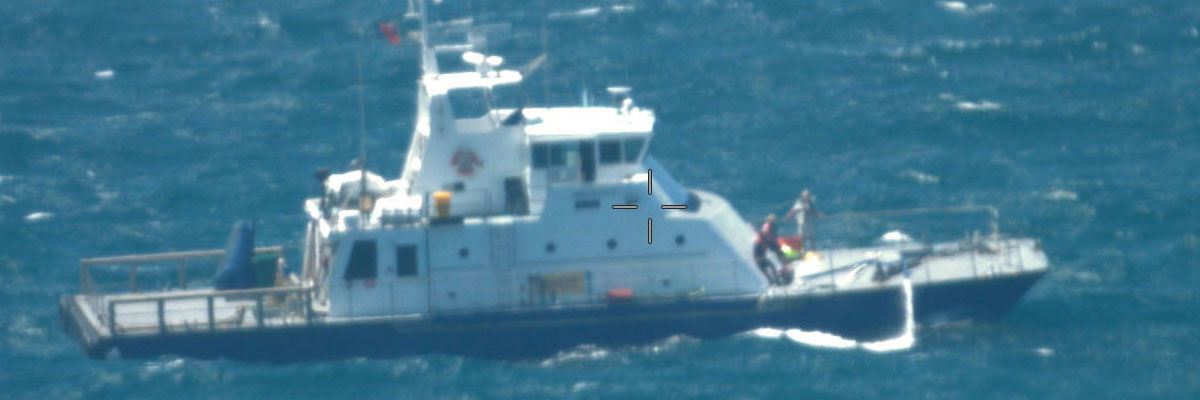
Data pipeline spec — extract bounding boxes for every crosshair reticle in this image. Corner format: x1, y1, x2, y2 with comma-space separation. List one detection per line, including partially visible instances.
611, 169, 689, 243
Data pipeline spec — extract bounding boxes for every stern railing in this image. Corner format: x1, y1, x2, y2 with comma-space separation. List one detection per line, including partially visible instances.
79, 246, 286, 294
104, 285, 317, 337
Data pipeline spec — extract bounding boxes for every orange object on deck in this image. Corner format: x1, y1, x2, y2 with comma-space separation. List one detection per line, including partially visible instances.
606, 288, 634, 302
778, 236, 803, 249
433, 191, 452, 218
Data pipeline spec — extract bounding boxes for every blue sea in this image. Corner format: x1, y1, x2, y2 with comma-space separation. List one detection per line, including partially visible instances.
3, 0, 1199, 398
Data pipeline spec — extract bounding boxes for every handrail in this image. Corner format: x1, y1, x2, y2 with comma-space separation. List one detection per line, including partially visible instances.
106, 284, 315, 304
82, 246, 284, 265
105, 284, 317, 337
80, 246, 286, 294
821, 205, 1000, 238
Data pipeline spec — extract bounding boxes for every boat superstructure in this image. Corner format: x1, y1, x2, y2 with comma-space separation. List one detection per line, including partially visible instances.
59, 1, 1048, 361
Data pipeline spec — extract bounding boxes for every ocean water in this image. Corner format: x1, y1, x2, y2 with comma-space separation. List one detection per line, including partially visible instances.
2, 0, 1199, 398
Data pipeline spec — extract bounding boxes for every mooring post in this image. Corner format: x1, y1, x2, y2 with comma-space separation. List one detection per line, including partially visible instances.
304, 290, 313, 326
827, 250, 836, 290
157, 298, 166, 334
108, 300, 117, 336
968, 231, 978, 278
256, 295, 265, 328
129, 264, 138, 292
178, 260, 188, 289
206, 296, 215, 333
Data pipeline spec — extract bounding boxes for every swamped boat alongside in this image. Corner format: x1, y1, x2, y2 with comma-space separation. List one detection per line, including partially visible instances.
59, 1, 1049, 361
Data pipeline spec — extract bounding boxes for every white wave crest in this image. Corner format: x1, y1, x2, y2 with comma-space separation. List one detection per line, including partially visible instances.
955, 100, 1002, 111
938, 2, 995, 15
745, 279, 916, 353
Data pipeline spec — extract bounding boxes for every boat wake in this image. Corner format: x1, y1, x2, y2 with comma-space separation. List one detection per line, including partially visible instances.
749, 279, 916, 352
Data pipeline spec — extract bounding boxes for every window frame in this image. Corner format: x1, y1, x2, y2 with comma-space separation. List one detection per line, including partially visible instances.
395, 244, 419, 278
622, 138, 646, 163
343, 240, 378, 280
598, 139, 622, 165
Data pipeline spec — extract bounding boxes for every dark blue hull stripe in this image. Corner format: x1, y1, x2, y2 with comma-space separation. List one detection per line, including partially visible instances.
62, 271, 1045, 361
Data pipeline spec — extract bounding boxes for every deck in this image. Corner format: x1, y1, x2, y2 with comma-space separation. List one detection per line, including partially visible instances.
771, 234, 1048, 297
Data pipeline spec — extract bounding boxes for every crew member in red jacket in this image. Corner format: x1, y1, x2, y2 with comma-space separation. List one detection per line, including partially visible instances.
753, 214, 786, 285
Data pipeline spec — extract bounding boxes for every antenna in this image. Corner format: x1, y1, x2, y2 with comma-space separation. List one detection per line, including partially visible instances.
354, 14, 373, 218
541, 0, 550, 105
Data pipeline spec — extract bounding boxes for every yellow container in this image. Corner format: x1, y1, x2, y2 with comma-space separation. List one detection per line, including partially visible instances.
433, 191, 452, 218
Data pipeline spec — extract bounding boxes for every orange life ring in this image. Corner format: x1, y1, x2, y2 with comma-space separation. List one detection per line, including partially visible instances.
451, 147, 482, 176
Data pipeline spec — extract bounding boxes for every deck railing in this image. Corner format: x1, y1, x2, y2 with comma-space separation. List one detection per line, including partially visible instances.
103, 285, 317, 337
79, 246, 286, 294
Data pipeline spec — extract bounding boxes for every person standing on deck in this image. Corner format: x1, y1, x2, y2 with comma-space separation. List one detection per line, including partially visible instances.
753, 214, 786, 285
785, 189, 824, 252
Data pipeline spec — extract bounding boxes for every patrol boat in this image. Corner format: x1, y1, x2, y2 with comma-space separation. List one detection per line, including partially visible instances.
59, 1, 1049, 361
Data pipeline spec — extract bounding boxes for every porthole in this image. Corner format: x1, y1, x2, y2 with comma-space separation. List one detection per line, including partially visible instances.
459, 247, 469, 258
546, 242, 556, 253
607, 238, 618, 250
675, 234, 686, 246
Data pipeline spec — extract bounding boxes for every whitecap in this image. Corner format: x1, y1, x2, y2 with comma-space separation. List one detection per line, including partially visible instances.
1045, 189, 1078, 201
539, 344, 610, 367
955, 100, 1002, 111
748, 327, 785, 339
549, 6, 602, 19
881, 230, 915, 243
861, 279, 916, 353
938, 2, 995, 15
257, 14, 279, 31
24, 212, 53, 222
571, 381, 598, 393
94, 69, 115, 80
784, 329, 858, 349
1035, 347, 1055, 357
938, 1, 967, 12
749, 279, 917, 353
903, 169, 941, 184
610, 4, 636, 14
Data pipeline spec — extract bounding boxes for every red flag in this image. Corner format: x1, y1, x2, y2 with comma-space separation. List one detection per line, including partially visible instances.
378, 22, 401, 46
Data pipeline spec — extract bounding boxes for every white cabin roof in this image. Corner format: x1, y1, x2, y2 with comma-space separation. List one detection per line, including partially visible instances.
517, 107, 654, 140
423, 70, 523, 95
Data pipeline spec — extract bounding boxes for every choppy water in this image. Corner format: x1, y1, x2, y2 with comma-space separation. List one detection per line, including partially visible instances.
3, 0, 1199, 398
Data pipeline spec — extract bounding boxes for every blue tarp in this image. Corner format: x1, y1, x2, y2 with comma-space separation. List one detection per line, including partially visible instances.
214, 221, 256, 290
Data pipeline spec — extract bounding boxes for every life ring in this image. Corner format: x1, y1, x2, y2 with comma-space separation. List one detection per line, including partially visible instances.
451, 147, 483, 176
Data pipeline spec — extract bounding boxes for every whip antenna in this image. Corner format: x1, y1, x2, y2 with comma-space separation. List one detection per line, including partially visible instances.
355, 18, 374, 218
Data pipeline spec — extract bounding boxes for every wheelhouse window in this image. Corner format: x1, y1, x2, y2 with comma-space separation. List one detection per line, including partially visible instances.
447, 88, 490, 119
598, 139, 621, 165
531, 143, 549, 168
343, 240, 378, 280
622, 138, 646, 163
549, 142, 579, 167
396, 245, 418, 277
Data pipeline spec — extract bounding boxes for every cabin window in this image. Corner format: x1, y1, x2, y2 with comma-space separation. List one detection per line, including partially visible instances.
549, 142, 579, 167
531, 143, 549, 169
579, 140, 596, 183
344, 240, 378, 280
598, 139, 621, 165
396, 245, 418, 277
447, 88, 490, 119
622, 138, 646, 162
